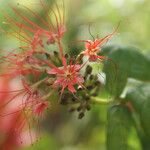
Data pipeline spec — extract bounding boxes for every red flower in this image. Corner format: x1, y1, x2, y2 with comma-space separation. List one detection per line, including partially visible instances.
0, 50, 42, 78
8, 1, 66, 47
33, 101, 49, 116
47, 59, 84, 94
0, 79, 26, 150
81, 28, 117, 61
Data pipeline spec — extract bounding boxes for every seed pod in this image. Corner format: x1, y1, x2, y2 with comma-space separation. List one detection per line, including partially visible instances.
85, 65, 92, 75
89, 74, 94, 80
86, 104, 91, 111
68, 107, 76, 113
76, 53, 84, 63
53, 51, 59, 57
64, 53, 69, 59
78, 112, 84, 119
60, 99, 69, 105
94, 81, 100, 86
60, 93, 71, 105
86, 85, 93, 90
71, 97, 76, 102
107, 104, 132, 150
85, 94, 90, 101
77, 105, 82, 112
45, 53, 51, 59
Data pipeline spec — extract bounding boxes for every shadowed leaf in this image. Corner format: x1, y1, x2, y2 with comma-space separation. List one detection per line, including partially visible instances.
103, 46, 150, 97
107, 104, 132, 150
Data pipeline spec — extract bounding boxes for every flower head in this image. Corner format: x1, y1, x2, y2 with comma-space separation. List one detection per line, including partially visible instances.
81, 28, 117, 61
47, 62, 84, 94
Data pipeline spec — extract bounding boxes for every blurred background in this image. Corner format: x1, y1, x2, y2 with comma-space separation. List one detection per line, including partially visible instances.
0, 0, 149, 150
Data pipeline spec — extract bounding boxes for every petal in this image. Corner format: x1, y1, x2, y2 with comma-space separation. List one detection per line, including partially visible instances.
73, 65, 82, 71
89, 55, 98, 61
69, 65, 81, 72
85, 40, 92, 49
94, 39, 101, 47
76, 76, 84, 83
47, 67, 64, 74
68, 84, 76, 93
97, 55, 106, 60
53, 77, 65, 86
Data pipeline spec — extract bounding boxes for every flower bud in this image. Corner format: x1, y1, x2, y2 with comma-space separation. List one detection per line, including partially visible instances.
86, 104, 91, 111
86, 85, 93, 90
78, 112, 85, 119
76, 53, 84, 63
77, 105, 82, 112
53, 51, 59, 57
68, 107, 76, 113
85, 65, 92, 75
89, 74, 94, 80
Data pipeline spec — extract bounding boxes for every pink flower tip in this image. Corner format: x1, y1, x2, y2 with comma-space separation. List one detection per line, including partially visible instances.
33, 101, 49, 116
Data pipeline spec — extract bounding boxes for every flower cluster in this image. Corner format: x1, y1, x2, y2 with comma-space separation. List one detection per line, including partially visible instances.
0, 0, 117, 145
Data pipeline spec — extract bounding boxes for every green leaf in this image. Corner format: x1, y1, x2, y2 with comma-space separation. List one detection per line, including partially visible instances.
125, 83, 150, 149
107, 104, 132, 150
125, 83, 150, 113
103, 46, 150, 97
140, 94, 150, 138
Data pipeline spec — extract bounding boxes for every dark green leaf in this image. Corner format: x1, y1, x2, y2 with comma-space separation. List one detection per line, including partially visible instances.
125, 83, 150, 113
140, 94, 150, 138
103, 46, 150, 97
107, 104, 132, 150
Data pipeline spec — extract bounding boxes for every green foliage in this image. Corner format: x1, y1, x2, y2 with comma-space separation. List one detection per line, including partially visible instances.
103, 46, 150, 97
125, 83, 150, 149
107, 104, 132, 150
103, 45, 150, 150
22, 134, 59, 150
141, 94, 150, 138
0, 0, 150, 149
130, 84, 150, 138
126, 83, 150, 113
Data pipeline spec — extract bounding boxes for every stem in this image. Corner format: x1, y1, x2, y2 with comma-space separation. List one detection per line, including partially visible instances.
31, 77, 48, 89
57, 40, 67, 68
30, 65, 48, 71
42, 91, 53, 100
91, 97, 113, 105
